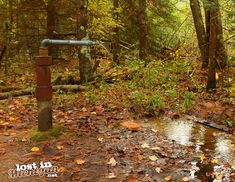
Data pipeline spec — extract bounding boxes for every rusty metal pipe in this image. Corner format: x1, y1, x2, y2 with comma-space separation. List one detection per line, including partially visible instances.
40, 39, 99, 48
36, 39, 102, 132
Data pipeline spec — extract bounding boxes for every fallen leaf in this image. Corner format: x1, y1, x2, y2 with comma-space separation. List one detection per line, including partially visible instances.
182, 177, 189, 181
107, 172, 116, 179
155, 167, 162, 173
75, 159, 85, 165
149, 155, 158, 161
91, 112, 97, 115
9, 117, 16, 121
108, 157, 117, 166
97, 137, 104, 142
164, 176, 172, 181
200, 154, 207, 161
120, 120, 142, 131
211, 158, 218, 164
31, 147, 40, 152
215, 173, 223, 180
151, 147, 160, 151
141, 143, 150, 149
59, 167, 65, 173
0, 149, 6, 155
57, 145, 64, 150
127, 178, 138, 182
137, 154, 144, 160
81, 107, 87, 112
21, 138, 27, 142
52, 156, 62, 161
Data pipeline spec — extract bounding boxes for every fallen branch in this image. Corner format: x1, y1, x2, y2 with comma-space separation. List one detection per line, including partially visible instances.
0, 85, 86, 100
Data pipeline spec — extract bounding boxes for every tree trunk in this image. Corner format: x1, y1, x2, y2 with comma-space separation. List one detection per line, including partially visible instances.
203, 0, 211, 68
207, 1, 217, 91
113, 0, 120, 64
215, 0, 228, 69
76, 0, 93, 83
47, 0, 58, 58
138, 0, 148, 65
190, 0, 209, 68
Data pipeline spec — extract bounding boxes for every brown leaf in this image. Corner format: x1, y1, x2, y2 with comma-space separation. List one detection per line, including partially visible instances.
164, 176, 172, 181
52, 156, 63, 161
127, 178, 138, 182
75, 159, 85, 165
120, 120, 143, 131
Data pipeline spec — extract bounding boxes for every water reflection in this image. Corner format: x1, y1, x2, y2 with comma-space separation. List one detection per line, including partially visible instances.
164, 120, 194, 146
145, 118, 235, 180
146, 118, 235, 164
215, 135, 235, 164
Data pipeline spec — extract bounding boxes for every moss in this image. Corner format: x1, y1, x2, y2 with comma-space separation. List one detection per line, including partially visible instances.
30, 125, 67, 142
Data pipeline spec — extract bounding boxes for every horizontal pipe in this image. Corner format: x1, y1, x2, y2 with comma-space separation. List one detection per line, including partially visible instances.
40, 39, 99, 48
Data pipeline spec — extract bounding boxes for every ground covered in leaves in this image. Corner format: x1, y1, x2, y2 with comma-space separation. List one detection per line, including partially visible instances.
0, 58, 234, 181
0, 95, 234, 181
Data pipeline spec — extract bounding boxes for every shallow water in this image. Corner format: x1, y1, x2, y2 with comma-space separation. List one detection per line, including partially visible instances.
143, 117, 235, 181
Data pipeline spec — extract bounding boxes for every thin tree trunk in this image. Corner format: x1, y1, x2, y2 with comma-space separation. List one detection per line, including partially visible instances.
190, 0, 209, 68
113, 0, 120, 64
207, 1, 217, 91
203, 0, 211, 68
76, 0, 93, 83
215, 0, 228, 69
47, 0, 58, 58
138, 0, 148, 65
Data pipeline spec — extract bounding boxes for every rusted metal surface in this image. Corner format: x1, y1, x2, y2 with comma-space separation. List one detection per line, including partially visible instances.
35, 56, 52, 66
35, 48, 53, 101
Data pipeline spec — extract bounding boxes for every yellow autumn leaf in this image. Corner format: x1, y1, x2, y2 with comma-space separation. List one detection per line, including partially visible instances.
200, 154, 207, 161
137, 154, 144, 160
9, 117, 16, 121
75, 159, 85, 165
216, 72, 219, 80
211, 158, 218, 164
31, 147, 40, 152
149, 155, 158, 161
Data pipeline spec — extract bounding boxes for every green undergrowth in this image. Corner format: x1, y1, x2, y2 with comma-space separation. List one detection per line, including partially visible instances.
84, 58, 200, 115
30, 125, 67, 142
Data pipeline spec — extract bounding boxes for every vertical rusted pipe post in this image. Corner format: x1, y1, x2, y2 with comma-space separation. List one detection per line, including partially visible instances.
35, 48, 53, 131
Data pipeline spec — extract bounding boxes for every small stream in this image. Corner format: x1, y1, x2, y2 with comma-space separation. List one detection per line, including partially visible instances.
142, 117, 235, 181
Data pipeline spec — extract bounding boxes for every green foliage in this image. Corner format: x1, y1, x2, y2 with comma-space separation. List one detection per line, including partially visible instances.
183, 91, 196, 111
88, 0, 122, 39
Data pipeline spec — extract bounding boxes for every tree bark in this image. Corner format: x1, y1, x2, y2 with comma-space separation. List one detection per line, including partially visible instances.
47, 0, 58, 58
215, 0, 228, 69
0, 85, 86, 100
76, 0, 93, 83
190, 0, 209, 68
113, 0, 120, 64
207, 1, 217, 91
138, 0, 148, 65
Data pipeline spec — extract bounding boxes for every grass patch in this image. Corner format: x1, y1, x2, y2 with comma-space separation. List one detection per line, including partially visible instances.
30, 125, 67, 142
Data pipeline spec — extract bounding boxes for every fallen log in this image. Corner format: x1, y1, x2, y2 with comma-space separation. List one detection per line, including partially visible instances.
0, 85, 86, 100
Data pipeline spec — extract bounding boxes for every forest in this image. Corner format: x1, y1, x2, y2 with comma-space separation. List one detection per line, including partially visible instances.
0, 0, 234, 181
